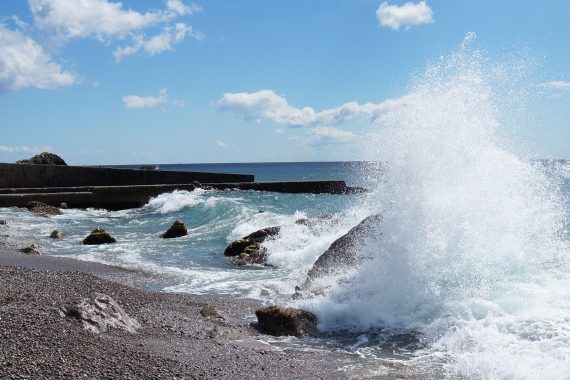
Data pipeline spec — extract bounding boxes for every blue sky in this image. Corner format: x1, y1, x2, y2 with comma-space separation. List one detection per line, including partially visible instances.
1, 0, 569, 165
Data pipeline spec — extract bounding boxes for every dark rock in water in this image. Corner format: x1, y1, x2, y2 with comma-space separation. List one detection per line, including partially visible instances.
224, 226, 280, 266
160, 220, 188, 239
20, 244, 40, 255
65, 293, 140, 334
26, 201, 62, 216
295, 214, 382, 298
255, 305, 318, 337
0, 220, 6, 225
16, 152, 67, 166
50, 230, 64, 239
82, 228, 116, 245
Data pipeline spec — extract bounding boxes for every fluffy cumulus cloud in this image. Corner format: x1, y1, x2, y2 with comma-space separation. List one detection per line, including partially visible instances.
28, 0, 164, 40
0, 24, 75, 92
216, 89, 408, 128
214, 140, 229, 148
376, 1, 434, 30
29, 0, 203, 60
538, 81, 570, 90
123, 88, 168, 109
1, 0, 202, 91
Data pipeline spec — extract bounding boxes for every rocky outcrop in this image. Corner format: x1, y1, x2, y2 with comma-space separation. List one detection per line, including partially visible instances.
255, 305, 318, 337
19, 244, 40, 255
295, 214, 382, 298
65, 293, 140, 334
160, 221, 188, 239
26, 201, 62, 216
50, 230, 64, 239
224, 226, 280, 266
16, 152, 67, 166
82, 228, 116, 245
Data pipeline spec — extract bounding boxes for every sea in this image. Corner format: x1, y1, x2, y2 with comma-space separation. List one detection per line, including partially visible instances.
2, 35, 570, 379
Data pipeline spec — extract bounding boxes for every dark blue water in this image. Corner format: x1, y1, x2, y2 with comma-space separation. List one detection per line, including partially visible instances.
111, 161, 381, 188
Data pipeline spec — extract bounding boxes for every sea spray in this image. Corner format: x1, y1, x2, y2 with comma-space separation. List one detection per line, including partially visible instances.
306, 34, 570, 378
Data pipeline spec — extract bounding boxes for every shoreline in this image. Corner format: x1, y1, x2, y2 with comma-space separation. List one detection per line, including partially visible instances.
0, 243, 343, 379
0, 239, 417, 379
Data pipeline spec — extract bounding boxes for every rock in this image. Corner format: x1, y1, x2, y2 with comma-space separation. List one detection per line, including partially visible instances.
16, 152, 67, 166
0, 220, 6, 225
160, 220, 188, 239
200, 305, 221, 318
224, 226, 280, 266
50, 230, 64, 239
295, 214, 382, 298
59, 202, 68, 209
65, 293, 140, 334
255, 305, 318, 337
19, 244, 40, 255
26, 201, 62, 216
82, 228, 116, 245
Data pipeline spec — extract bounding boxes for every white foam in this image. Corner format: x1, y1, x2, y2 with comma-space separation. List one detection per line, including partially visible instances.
306, 34, 570, 377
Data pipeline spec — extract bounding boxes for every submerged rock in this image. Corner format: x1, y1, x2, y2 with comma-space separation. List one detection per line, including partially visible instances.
16, 152, 67, 166
160, 220, 188, 239
82, 228, 116, 245
255, 305, 318, 337
65, 293, 140, 334
26, 201, 62, 216
50, 230, 64, 239
294, 214, 382, 298
19, 244, 40, 255
224, 226, 280, 266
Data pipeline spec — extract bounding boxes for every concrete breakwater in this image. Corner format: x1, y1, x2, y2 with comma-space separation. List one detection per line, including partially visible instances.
0, 163, 253, 188
0, 163, 363, 210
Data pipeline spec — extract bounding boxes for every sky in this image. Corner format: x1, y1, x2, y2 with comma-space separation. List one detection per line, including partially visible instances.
1, 0, 569, 165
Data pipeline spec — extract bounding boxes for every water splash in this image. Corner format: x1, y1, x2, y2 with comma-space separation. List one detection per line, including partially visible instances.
308, 35, 570, 377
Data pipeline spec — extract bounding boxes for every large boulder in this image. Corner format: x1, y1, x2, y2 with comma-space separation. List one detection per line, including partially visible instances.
294, 214, 382, 298
26, 201, 62, 216
16, 152, 67, 166
255, 305, 318, 337
160, 220, 188, 239
82, 228, 116, 245
65, 293, 140, 334
224, 226, 280, 266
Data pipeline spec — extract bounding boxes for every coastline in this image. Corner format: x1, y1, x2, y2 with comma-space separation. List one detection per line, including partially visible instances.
0, 231, 417, 379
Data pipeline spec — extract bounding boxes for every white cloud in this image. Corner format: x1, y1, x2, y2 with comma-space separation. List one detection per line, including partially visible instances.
123, 88, 168, 109
166, 0, 201, 16
0, 145, 52, 153
537, 81, 570, 90
29, 0, 164, 40
376, 1, 434, 30
113, 22, 202, 62
310, 126, 355, 141
0, 24, 75, 91
214, 140, 229, 148
29, 0, 202, 61
217, 89, 408, 127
